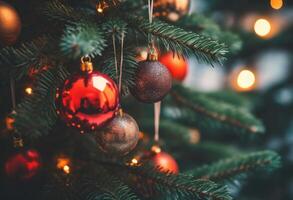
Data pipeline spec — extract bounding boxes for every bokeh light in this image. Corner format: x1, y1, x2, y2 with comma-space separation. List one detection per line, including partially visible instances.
270, 0, 283, 10
237, 69, 256, 90
25, 87, 33, 95
254, 18, 271, 37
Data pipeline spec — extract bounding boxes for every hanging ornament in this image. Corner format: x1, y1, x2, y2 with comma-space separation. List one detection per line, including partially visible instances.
5, 149, 41, 180
96, 110, 140, 156
159, 52, 188, 81
150, 151, 179, 174
56, 56, 119, 132
0, 1, 21, 46
133, 146, 179, 174
131, 50, 172, 103
4, 136, 41, 180
153, 0, 190, 21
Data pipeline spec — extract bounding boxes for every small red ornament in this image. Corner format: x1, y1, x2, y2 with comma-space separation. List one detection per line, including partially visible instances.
159, 52, 188, 81
150, 151, 179, 174
56, 57, 119, 132
5, 149, 41, 180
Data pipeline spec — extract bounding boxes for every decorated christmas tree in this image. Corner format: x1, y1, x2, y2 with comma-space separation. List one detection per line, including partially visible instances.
0, 0, 286, 199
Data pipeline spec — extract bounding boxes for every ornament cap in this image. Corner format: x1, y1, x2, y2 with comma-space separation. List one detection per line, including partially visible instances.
147, 50, 158, 61
80, 56, 93, 73
13, 135, 24, 148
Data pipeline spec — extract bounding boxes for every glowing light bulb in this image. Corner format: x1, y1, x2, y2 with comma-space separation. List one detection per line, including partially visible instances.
254, 19, 271, 37
25, 87, 33, 95
63, 165, 70, 174
270, 0, 283, 10
57, 157, 71, 174
131, 158, 138, 165
151, 145, 162, 154
97, 7, 103, 13
237, 70, 256, 90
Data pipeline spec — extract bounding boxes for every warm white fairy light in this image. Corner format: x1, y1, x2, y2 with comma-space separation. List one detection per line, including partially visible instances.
254, 18, 271, 37
237, 69, 256, 90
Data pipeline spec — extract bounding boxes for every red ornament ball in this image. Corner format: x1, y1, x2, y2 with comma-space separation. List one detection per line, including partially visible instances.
56, 70, 119, 132
150, 152, 179, 174
5, 149, 41, 180
159, 52, 188, 81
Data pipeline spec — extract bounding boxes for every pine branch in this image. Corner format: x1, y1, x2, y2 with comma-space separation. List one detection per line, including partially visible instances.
177, 14, 242, 53
41, 0, 90, 24
167, 84, 265, 136
102, 19, 128, 39
14, 66, 69, 139
102, 162, 232, 200
188, 151, 281, 182
125, 16, 228, 65
0, 37, 50, 80
41, 174, 82, 200
101, 49, 137, 95
60, 22, 107, 59
78, 166, 140, 200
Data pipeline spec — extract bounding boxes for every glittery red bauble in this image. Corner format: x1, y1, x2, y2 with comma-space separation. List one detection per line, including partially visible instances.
150, 152, 179, 174
159, 52, 188, 81
131, 60, 172, 103
5, 150, 41, 180
56, 71, 119, 132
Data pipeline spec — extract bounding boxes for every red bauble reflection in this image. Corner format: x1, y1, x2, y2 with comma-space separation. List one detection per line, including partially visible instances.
150, 152, 179, 174
159, 52, 188, 81
56, 71, 119, 132
5, 150, 41, 180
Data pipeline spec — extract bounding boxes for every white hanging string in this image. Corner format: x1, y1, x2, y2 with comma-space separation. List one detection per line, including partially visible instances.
118, 31, 125, 93
148, 0, 162, 144
154, 101, 161, 143
10, 78, 16, 110
112, 34, 119, 82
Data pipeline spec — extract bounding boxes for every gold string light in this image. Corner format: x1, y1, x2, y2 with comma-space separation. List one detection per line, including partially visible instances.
56, 157, 71, 174
25, 87, 33, 95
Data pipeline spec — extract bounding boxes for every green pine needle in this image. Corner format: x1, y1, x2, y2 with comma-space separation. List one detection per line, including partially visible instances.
125, 16, 228, 66
188, 150, 281, 182
60, 22, 107, 59
14, 66, 69, 138
167, 84, 265, 136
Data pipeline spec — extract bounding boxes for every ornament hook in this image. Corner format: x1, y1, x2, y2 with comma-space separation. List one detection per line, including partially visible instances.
80, 55, 93, 73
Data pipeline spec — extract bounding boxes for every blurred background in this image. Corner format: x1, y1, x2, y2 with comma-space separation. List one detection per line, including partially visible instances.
184, 0, 293, 199
0, 0, 292, 199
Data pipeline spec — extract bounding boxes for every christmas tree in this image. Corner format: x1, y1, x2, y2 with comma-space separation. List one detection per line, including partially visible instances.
0, 0, 286, 199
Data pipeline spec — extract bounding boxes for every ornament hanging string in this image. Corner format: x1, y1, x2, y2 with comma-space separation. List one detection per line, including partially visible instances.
112, 30, 125, 94
10, 78, 16, 109
118, 31, 125, 93
148, 0, 162, 144
112, 33, 119, 82
154, 101, 161, 143
9, 77, 23, 148
148, 0, 155, 51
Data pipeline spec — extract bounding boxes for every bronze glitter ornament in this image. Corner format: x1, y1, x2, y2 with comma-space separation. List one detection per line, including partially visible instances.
96, 111, 139, 156
0, 1, 21, 45
131, 51, 172, 103
154, 0, 190, 21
